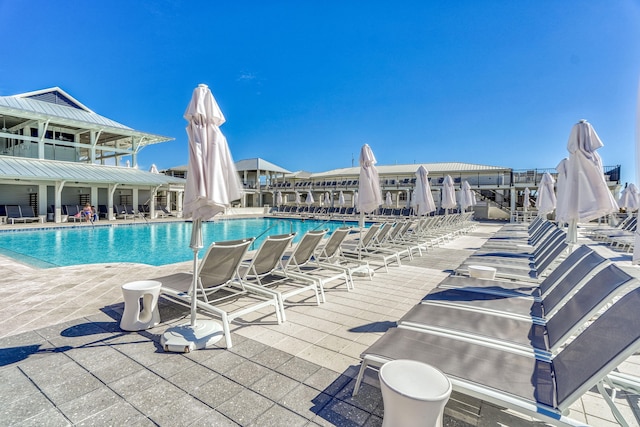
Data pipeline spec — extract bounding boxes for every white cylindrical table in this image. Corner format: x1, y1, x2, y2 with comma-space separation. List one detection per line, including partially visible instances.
468, 265, 497, 280
379, 359, 452, 427
120, 280, 161, 331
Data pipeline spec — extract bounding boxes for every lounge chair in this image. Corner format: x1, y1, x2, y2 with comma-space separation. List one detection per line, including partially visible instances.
341, 223, 401, 272
470, 226, 565, 258
6, 205, 38, 224
375, 221, 420, 260
353, 286, 640, 426
65, 205, 83, 222
18, 205, 41, 222
282, 229, 351, 300
114, 204, 134, 220
155, 238, 282, 349
239, 233, 320, 321
422, 252, 613, 323
398, 263, 635, 359
457, 229, 567, 270
455, 240, 569, 282
315, 226, 372, 285
437, 245, 600, 300
97, 205, 109, 219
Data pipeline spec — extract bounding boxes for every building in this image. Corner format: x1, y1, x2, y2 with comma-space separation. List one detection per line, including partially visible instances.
0, 87, 185, 221
1, 87, 622, 223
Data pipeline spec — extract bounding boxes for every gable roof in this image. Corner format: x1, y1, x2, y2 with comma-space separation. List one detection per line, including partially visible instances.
16, 87, 95, 112
310, 162, 511, 178
234, 158, 291, 174
0, 87, 133, 131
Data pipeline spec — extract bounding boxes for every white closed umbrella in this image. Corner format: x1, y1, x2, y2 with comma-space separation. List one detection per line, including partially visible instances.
459, 180, 475, 213
618, 183, 640, 213
276, 191, 283, 206
319, 193, 324, 207
325, 192, 331, 207
306, 190, 314, 206
441, 175, 457, 214
353, 191, 358, 207
385, 192, 392, 207
295, 191, 301, 206
149, 164, 159, 174
163, 83, 242, 352
338, 191, 345, 207
357, 144, 382, 263
523, 187, 531, 212
537, 172, 557, 219
357, 144, 382, 215
410, 190, 417, 214
557, 120, 619, 245
414, 166, 436, 216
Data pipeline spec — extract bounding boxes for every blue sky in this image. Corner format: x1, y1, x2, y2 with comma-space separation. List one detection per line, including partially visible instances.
1, 1, 639, 183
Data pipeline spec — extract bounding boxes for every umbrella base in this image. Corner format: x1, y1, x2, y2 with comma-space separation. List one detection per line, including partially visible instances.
161, 320, 224, 353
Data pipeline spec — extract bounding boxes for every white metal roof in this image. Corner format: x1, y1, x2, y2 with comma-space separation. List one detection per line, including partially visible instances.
235, 158, 291, 174
0, 88, 172, 146
0, 156, 185, 186
310, 162, 511, 178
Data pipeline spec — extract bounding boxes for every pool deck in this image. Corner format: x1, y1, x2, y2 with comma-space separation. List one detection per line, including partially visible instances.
1, 218, 639, 426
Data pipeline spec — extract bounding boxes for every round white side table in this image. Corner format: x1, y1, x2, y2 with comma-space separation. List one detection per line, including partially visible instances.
379, 359, 452, 427
120, 280, 162, 331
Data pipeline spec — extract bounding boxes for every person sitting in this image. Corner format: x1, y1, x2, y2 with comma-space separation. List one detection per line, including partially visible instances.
82, 203, 95, 223
90, 205, 98, 222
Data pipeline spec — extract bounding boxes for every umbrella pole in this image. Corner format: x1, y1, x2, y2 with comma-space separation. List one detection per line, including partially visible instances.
358, 212, 364, 262
190, 249, 199, 327
567, 219, 578, 248
161, 218, 225, 352
189, 218, 203, 327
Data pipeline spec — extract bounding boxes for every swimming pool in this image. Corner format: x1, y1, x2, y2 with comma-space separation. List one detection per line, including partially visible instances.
0, 218, 361, 268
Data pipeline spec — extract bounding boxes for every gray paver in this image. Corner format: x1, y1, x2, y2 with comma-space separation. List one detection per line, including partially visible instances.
250, 403, 309, 427
57, 387, 123, 424
275, 356, 322, 382
216, 388, 275, 425
250, 371, 301, 401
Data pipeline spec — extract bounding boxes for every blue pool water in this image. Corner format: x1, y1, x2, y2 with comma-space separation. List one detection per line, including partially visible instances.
0, 218, 361, 268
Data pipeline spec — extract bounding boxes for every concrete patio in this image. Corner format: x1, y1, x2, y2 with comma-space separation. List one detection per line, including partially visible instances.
1, 221, 639, 426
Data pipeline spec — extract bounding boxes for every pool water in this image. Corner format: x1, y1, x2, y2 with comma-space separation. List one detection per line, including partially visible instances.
0, 218, 361, 268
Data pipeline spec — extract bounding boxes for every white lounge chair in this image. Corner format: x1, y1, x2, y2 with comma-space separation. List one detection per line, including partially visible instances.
155, 238, 282, 349
282, 229, 351, 300
239, 233, 320, 321
398, 263, 635, 360
353, 286, 640, 426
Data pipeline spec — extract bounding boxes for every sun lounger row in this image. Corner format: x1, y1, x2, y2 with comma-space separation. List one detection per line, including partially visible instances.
271, 177, 461, 190
589, 216, 637, 253
454, 219, 568, 282
3, 205, 42, 224
150, 212, 476, 349
153, 227, 374, 349
353, 244, 640, 426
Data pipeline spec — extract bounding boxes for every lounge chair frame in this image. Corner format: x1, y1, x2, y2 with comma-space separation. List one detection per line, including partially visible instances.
156, 238, 282, 349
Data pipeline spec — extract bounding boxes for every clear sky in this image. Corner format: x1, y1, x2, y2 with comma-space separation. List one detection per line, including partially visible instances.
1, 1, 639, 183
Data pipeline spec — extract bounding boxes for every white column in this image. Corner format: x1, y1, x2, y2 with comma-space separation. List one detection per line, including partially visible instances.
176, 190, 184, 217
108, 184, 118, 220
38, 183, 47, 216
133, 188, 139, 214
510, 187, 516, 223
54, 181, 65, 223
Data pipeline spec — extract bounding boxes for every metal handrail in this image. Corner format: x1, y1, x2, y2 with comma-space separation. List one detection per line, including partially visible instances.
250, 219, 293, 250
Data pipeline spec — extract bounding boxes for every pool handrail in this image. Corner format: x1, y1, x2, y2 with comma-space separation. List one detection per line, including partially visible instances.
251, 219, 293, 250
